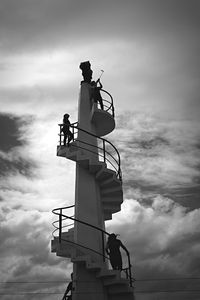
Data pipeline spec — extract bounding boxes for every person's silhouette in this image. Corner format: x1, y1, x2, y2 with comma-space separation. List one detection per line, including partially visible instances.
62, 273, 73, 300
61, 114, 74, 146
91, 78, 104, 110
106, 233, 129, 271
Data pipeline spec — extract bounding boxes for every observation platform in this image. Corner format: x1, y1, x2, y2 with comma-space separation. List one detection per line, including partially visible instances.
91, 102, 115, 137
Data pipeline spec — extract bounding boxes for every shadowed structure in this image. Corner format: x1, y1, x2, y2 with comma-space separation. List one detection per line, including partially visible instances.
51, 62, 135, 300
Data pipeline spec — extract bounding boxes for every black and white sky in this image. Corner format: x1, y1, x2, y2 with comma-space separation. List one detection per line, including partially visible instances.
0, 0, 200, 299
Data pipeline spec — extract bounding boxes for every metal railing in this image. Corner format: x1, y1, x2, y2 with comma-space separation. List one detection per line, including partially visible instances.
52, 205, 133, 287
99, 89, 115, 118
58, 122, 122, 181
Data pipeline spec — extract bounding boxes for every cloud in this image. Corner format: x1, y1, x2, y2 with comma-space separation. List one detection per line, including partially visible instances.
1, 0, 199, 53
0, 114, 76, 212
0, 114, 28, 151
0, 112, 74, 296
0, 206, 71, 299
110, 111, 200, 209
106, 197, 200, 298
0, 1, 199, 298
0, 114, 38, 178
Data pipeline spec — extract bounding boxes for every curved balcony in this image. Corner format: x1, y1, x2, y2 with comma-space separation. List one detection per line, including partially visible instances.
91, 89, 115, 137
58, 123, 122, 181
51, 204, 134, 288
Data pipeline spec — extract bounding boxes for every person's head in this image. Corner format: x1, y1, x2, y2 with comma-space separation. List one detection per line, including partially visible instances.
63, 114, 69, 122
108, 233, 117, 242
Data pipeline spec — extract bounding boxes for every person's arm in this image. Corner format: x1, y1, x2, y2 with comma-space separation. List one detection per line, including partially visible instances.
98, 79, 103, 89
105, 243, 110, 255
96, 78, 103, 89
120, 241, 129, 254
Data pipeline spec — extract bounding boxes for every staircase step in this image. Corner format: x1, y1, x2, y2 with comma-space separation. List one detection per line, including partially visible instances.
57, 141, 78, 155
96, 267, 134, 297
101, 186, 123, 197
70, 253, 135, 299
68, 142, 79, 152
100, 175, 121, 188
96, 168, 116, 181
97, 269, 120, 279
108, 284, 134, 295
56, 248, 74, 258
52, 241, 75, 258
109, 293, 135, 300
104, 211, 112, 221
89, 161, 105, 174
103, 203, 121, 214
102, 200, 122, 213
61, 229, 74, 241
102, 196, 123, 205
104, 278, 128, 287
71, 255, 92, 266
86, 262, 103, 272
51, 239, 57, 253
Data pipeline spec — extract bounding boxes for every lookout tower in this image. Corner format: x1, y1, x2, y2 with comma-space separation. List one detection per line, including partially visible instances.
51, 62, 135, 300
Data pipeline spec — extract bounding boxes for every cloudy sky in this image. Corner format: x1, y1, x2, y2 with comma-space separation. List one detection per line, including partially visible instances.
0, 0, 200, 299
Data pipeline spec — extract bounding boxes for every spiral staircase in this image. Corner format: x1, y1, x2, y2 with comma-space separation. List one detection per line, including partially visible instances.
51, 82, 135, 299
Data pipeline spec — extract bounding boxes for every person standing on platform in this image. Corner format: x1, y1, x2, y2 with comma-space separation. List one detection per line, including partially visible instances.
91, 78, 104, 110
61, 114, 74, 146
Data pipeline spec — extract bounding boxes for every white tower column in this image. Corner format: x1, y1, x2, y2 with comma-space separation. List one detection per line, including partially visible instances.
73, 83, 107, 300
52, 61, 135, 300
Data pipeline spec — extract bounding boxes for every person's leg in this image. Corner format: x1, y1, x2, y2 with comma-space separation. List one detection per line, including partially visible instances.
67, 131, 73, 146
118, 255, 123, 270
63, 135, 67, 146
99, 96, 104, 110
69, 131, 74, 143
110, 256, 118, 270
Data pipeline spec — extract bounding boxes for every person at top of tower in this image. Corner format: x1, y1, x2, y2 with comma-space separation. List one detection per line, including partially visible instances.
106, 233, 129, 271
61, 114, 74, 146
91, 78, 104, 110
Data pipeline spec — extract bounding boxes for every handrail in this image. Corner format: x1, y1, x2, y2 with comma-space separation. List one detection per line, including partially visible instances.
52, 205, 133, 287
58, 122, 122, 181
100, 89, 115, 118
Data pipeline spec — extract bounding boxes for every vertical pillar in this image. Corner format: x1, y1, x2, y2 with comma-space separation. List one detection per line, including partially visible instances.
73, 82, 107, 300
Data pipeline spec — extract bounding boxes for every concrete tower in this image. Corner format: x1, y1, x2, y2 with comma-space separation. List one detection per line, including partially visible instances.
52, 62, 135, 300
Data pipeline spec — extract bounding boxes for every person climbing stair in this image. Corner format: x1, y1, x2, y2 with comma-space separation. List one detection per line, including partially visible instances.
106, 233, 129, 271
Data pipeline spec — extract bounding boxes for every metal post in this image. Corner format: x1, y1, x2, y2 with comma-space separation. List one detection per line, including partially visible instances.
59, 209, 62, 243
103, 140, 106, 162
71, 124, 74, 142
127, 252, 133, 287
102, 231, 105, 262
59, 125, 62, 146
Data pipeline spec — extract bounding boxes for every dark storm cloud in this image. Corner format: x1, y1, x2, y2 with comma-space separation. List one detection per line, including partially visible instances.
0, 113, 37, 177
0, 0, 199, 53
0, 114, 24, 151
0, 156, 36, 178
